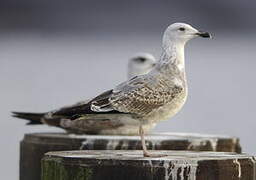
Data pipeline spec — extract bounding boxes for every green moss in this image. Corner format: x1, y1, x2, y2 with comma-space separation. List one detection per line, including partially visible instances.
84, 167, 93, 180
41, 158, 59, 180
71, 167, 93, 180
42, 157, 93, 180
55, 161, 68, 180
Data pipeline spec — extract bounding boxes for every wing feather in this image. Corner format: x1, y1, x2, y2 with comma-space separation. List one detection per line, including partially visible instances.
51, 90, 118, 118
109, 74, 184, 116
50, 72, 183, 119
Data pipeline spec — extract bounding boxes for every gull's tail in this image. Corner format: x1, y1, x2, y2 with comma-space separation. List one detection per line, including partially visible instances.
12, 112, 45, 125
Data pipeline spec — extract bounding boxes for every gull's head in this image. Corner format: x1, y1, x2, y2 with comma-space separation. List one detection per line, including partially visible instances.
127, 53, 156, 79
163, 23, 211, 46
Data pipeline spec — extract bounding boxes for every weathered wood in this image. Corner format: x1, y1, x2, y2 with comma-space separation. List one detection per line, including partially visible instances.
42, 150, 256, 180
20, 132, 241, 180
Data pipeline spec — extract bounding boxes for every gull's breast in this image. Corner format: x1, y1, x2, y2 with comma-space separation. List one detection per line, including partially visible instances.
145, 89, 188, 123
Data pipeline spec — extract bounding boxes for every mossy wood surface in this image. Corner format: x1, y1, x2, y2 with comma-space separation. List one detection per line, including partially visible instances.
20, 132, 241, 180
42, 150, 256, 180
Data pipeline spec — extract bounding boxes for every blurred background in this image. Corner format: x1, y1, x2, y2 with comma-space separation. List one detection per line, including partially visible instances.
0, 0, 256, 179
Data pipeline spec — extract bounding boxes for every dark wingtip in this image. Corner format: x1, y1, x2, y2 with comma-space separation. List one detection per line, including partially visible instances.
11, 111, 25, 116
11, 111, 19, 115
11, 111, 27, 117
11, 111, 22, 117
11, 111, 44, 125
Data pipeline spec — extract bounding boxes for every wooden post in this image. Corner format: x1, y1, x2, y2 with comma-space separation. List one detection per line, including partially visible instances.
42, 150, 256, 180
20, 132, 241, 180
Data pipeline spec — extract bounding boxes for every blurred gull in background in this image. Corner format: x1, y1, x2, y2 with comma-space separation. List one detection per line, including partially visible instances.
127, 53, 156, 79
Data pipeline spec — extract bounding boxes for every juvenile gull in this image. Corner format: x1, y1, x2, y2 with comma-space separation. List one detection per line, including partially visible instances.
12, 23, 211, 157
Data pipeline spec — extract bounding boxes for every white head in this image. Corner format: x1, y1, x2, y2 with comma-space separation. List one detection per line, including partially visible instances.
127, 53, 156, 79
162, 22, 211, 47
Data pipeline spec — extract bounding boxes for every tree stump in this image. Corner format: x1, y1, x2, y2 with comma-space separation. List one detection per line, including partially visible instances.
20, 132, 241, 180
42, 150, 256, 180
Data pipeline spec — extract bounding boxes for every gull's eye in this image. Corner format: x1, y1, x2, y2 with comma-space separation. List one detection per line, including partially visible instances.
179, 27, 185, 31
135, 57, 146, 63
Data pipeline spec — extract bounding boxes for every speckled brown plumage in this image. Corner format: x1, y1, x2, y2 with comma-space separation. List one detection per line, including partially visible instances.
12, 23, 211, 138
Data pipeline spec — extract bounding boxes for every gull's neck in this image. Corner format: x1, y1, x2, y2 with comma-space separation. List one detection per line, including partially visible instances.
158, 39, 186, 73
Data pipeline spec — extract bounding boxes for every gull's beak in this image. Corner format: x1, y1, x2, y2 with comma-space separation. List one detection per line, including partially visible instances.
196, 31, 212, 38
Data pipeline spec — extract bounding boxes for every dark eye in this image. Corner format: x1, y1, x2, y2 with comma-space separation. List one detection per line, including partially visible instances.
135, 57, 146, 63
179, 27, 185, 31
